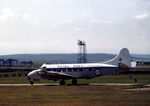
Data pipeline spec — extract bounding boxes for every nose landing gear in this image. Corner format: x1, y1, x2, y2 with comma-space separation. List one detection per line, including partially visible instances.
30, 81, 34, 85
28, 77, 34, 85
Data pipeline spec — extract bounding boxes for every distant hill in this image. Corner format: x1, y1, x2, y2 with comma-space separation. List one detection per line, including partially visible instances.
130, 54, 150, 59
0, 53, 150, 64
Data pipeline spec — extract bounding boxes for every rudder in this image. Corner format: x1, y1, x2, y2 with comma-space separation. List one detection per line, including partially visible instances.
104, 48, 131, 68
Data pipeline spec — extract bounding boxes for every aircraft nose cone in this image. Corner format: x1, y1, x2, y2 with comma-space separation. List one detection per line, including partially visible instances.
27, 71, 34, 78
27, 70, 41, 79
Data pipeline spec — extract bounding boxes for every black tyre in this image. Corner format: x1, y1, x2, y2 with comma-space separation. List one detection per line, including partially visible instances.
30, 81, 34, 85
72, 79, 77, 85
60, 80, 65, 85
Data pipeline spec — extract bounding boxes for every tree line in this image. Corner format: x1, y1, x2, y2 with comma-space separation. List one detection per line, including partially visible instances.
0, 58, 33, 66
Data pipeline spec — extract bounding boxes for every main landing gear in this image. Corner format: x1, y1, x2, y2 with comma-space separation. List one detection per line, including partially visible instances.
72, 78, 77, 85
60, 79, 65, 85
59, 79, 78, 85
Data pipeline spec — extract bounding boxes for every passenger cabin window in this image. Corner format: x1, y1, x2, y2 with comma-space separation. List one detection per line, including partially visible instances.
57, 69, 61, 72
61, 69, 63, 72
89, 68, 92, 71
47, 69, 51, 71
79, 68, 83, 72
68, 68, 72, 72
43, 68, 84, 72
73, 68, 77, 72
62, 69, 66, 72
52, 69, 56, 71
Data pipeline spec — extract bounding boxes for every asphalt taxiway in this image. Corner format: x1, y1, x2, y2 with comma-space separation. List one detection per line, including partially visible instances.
0, 83, 150, 87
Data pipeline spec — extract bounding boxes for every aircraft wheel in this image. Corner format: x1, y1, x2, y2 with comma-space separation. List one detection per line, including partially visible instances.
30, 81, 34, 85
72, 79, 77, 85
60, 80, 65, 85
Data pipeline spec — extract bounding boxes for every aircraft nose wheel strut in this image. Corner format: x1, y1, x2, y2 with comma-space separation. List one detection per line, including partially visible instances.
28, 77, 34, 85
30, 81, 34, 85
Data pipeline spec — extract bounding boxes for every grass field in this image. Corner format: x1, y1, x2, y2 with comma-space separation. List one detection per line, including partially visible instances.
0, 85, 150, 105
0, 74, 150, 84
0, 74, 150, 105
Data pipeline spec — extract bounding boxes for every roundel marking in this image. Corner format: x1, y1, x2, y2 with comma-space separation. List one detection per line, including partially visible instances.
94, 69, 101, 76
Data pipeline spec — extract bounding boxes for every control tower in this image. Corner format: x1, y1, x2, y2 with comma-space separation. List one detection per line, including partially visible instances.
78, 40, 87, 63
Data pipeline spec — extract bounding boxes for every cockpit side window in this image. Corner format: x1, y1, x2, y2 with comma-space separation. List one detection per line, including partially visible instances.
40, 67, 46, 71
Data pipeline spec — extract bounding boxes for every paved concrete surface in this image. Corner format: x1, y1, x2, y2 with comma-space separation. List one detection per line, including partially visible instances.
0, 83, 149, 87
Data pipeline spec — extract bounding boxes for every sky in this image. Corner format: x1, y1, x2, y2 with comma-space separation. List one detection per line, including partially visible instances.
0, 0, 150, 55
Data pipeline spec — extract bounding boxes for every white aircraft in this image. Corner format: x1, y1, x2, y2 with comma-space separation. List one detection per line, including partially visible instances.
27, 48, 131, 85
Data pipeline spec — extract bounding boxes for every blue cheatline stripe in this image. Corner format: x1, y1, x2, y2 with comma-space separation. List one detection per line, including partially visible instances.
44, 67, 117, 72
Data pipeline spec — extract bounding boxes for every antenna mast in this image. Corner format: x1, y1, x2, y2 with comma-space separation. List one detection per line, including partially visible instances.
78, 40, 87, 63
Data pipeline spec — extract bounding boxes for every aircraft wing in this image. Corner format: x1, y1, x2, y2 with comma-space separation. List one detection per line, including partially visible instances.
40, 71, 79, 79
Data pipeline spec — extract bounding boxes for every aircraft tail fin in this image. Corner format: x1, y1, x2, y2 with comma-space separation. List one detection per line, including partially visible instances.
104, 48, 131, 68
